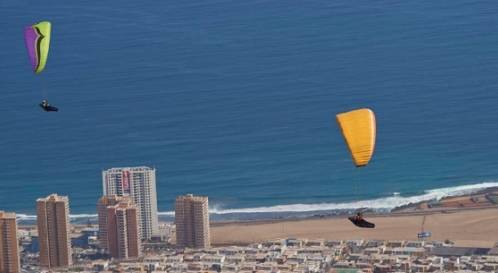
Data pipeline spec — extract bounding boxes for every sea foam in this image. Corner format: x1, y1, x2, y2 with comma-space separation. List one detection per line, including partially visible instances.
16, 182, 498, 221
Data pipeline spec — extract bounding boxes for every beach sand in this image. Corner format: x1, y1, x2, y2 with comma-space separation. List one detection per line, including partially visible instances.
211, 208, 498, 247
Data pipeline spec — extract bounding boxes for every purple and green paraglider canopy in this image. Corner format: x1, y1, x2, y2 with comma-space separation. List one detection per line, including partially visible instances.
24, 21, 51, 74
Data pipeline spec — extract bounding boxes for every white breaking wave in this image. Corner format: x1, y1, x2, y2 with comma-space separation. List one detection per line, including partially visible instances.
17, 213, 98, 221
206, 182, 498, 214
16, 182, 498, 220
158, 211, 175, 216
16, 214, 37, 221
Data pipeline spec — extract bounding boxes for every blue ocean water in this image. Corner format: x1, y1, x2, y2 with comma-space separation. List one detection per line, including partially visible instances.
2, 0, 498, 219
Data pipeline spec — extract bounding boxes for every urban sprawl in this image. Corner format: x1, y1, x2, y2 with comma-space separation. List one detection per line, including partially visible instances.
1, 166, 498, 273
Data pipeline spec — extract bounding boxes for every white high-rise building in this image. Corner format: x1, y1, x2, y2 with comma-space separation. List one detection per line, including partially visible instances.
102, 166, 159, 240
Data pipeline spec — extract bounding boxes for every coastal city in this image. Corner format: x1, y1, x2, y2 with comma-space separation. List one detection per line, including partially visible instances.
1, 166, 498, 273
4, 0, 498, 272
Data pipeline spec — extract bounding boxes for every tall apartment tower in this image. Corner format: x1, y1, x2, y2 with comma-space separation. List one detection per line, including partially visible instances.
97, 195, 141, 259
97, 195, 127, 249
175, 194, 210, 249
102, 167, 158, 240
36, 194, 72, 268
0, 211, 20, 273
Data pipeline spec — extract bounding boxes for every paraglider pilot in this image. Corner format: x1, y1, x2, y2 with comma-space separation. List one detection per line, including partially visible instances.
348, 212, 375, 228
39, 99, 58, 112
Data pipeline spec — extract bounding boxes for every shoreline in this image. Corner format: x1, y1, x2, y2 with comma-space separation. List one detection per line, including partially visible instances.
18, 186, 498, 226
210, 186, 498, 225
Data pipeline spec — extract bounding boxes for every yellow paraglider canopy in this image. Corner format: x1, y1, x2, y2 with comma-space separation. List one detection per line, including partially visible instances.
336, 108, 376, 167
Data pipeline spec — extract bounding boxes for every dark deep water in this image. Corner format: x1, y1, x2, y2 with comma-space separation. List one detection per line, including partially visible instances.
2, 0, 498, 219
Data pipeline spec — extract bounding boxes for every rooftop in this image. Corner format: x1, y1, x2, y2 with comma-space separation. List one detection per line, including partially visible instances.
104, 166, 155, 172
0, 210, 17, 219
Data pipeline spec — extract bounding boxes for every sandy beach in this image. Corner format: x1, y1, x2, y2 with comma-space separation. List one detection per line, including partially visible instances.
211, 208, 498, 248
